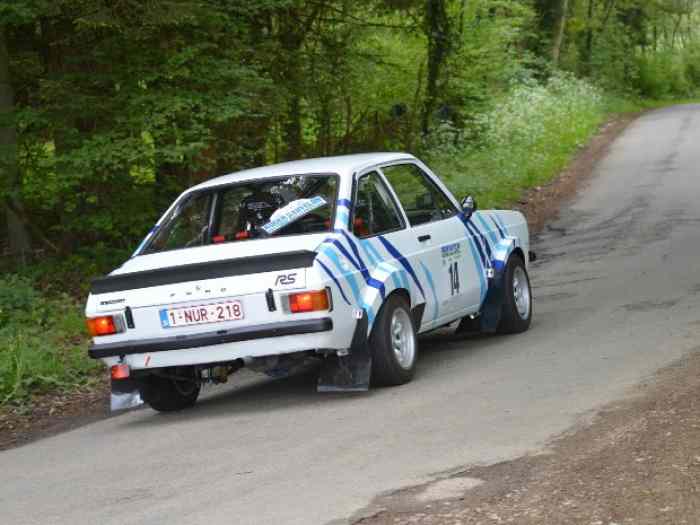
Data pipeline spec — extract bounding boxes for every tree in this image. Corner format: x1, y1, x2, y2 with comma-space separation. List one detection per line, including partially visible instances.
0, 22, 30, 257
422, 0, 451, 134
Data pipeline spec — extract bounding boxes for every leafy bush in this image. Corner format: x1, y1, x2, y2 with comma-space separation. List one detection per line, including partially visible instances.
0, 275, 40, 327
0, 275, 101, 405
634, 52, 692, 100
424, 72, 607, 208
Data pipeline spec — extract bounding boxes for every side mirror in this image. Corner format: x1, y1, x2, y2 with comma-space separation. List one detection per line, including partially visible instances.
461, 195, 477, 219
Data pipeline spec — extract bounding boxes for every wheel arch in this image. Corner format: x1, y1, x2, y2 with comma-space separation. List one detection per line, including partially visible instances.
511, 247, 526, 264
368, 287, 412, 337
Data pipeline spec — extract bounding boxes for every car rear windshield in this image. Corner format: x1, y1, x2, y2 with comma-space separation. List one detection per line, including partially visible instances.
141, 174, 338, 254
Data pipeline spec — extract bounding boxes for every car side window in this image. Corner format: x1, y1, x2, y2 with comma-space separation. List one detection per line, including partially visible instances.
381, 163, 457, 226
353, 171, 404, 238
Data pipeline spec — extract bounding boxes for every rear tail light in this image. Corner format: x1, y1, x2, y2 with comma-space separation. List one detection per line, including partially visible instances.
86, 315, 125, 337
111, 364, 130, 379
287, 289, 330, 313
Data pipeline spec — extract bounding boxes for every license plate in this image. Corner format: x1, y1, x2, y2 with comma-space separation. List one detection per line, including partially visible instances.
160, 300, 244, 329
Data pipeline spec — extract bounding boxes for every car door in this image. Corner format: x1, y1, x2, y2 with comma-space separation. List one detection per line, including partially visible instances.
350, 170, 435, 330
380, 162, 481, 326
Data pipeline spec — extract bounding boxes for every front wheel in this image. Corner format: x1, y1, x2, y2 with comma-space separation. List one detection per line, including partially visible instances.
497, 254, 532, 334
370, 294, 418, 386
139, 367, 201, 412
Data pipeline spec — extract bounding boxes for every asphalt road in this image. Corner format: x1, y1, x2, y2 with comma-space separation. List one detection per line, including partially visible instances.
3, 105, 700, 525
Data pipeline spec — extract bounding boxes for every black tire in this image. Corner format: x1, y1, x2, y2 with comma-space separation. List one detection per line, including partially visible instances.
497, 254, 533, 334
139, 367, 201, 412
369, 294, 417, 386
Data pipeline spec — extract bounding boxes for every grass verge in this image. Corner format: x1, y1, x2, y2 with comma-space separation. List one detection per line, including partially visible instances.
0, 275, 101, 407
426, 73, 697, 209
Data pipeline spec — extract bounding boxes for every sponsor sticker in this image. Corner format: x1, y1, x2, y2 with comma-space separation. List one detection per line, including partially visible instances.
441, 242, 462, 265
262, 196, 326, 234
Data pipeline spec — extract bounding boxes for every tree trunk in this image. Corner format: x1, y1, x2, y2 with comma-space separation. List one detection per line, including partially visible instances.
583, 0, 595, 75
0, 26, 31, 257
551, 0, 569, 65
422, 0, 451, 135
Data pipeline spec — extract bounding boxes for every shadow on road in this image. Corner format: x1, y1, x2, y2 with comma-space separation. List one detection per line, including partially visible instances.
119, 326, 521, 428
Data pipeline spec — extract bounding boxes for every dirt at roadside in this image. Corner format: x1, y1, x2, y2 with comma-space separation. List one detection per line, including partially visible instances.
0, 377, 110, 451
354, 350, 700, 525
0, 112, 640, 452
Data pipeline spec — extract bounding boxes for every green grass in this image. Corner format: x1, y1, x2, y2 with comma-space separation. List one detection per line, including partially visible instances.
0, 276, 101, 406
604, 94, 700, 114
426, 75, 698, 210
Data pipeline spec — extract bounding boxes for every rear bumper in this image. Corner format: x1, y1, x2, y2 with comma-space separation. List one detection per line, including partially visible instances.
89, 318, 333, 359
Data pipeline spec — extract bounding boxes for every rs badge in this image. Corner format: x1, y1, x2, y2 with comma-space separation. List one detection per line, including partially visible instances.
273, 271, 305, 289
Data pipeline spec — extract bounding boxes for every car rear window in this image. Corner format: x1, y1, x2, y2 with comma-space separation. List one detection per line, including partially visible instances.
142, 174, 338, 254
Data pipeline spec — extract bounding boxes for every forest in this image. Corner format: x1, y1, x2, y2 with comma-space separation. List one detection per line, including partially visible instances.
0, 0, 698, 404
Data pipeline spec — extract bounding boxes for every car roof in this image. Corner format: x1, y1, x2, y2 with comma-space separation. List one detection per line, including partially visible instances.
191, 152, 416, 191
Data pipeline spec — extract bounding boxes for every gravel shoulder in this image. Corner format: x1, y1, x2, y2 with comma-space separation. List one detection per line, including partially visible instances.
354, 349, 700, 525
0, 377, 110, 450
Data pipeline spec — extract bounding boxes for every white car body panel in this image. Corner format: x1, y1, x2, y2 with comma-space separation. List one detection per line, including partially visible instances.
86, 153, 530, 374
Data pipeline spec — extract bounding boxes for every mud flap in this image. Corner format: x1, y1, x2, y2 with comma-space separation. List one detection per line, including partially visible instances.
110, 377, 144, 411
479, 276, 505, 333
317, 312, 372, 392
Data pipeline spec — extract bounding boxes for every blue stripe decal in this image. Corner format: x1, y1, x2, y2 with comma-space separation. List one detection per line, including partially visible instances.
398, 269, 411, 293
466, 220, 493, 262
339, 231, 366, 265
336, 209, 350, 229
360, 239, 378, 266
476, 213, 499, 245
420, 262, 439, 322
323, 238, 362, 273
460, 217, 488, 269
324, 234, 385, 301
339, 230, 371, 281
493, 258, 507, 272
489, 214, 506, 238
363, 239, 402, 289
465, 236, 487, 303
377, 236, 426, 300
494, 213, 509, 234
316, 260, 351, 305
489, 216, 505, 238
337, 198, 352, 208
319, 246, 363, 305
367, 277, 386, 299
390, 270, 402, 290
337, 233, 387, 299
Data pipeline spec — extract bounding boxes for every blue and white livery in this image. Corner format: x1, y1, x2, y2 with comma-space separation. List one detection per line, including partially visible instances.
85, 153, 533, 411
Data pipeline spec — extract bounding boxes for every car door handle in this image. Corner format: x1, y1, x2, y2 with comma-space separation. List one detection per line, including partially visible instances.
418, 235, 431, 242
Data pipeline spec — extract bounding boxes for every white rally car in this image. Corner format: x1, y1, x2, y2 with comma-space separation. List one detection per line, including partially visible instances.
86, 153, 534, 411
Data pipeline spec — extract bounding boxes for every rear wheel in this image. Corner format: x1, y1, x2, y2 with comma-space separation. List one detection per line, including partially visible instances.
497, 254, 532, 334
370, 294, 417, 386
139, 367, 201, 412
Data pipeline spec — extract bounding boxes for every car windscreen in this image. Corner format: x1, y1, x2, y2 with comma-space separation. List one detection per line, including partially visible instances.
142, 174, 338, 254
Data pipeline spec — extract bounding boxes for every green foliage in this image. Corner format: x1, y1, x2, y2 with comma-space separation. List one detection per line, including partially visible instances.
634, 51, 694, 99
0, 274, 39, 326
0, 0, 698, 405
425, 72, 607, 208
0, 275, 100, 405
1, 0, 699, 275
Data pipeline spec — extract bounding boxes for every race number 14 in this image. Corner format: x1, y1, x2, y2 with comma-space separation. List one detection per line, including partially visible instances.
448, 261, 460, 295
